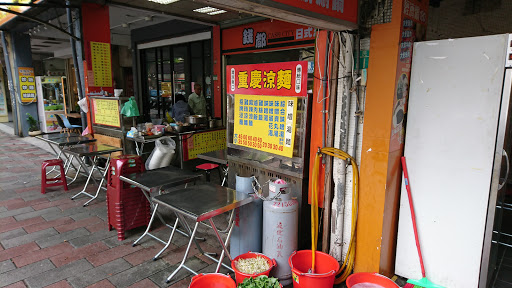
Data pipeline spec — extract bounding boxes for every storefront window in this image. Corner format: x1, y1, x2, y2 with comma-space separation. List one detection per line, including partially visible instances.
141, 40, 211, 122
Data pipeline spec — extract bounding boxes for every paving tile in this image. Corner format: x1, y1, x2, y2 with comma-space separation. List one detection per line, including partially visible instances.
36, 227, 90, 249
0, 228, 27, 241
12, 242, 74, 267
84, 221, 108, 233
0, 206, 35, 219
50, 242, 109, 267
0, 216, 16, 226
126, 278, 159, 288
0, 259, 15, 274
0, 259, 55, 287
14, 207, 61, 222
6, 198, 49, 210
24, 217, 74, 233
42, 206, 90, 222
109, 259, 171, 288
1, 228, 58, 249
67, 258, 132, 288
44, 280, 73, 288
15, 186, 41, 194
86, 243, 143, 267
68, 229, 117, 248
4, 281, 27, 288
123, 245, 164, 266
25, 259, 93, 288
56, 216, 102, 233
0, 242, 40, 262
148, 257, 208, 287
85, 279, 115, 288
0, 217, 45, 233
0, 206, 7, 212
31, 199, 74, 211
164, 277, 190, 288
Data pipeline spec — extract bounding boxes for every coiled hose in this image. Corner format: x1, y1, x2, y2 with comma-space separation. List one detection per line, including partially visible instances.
311, 147, 359, 283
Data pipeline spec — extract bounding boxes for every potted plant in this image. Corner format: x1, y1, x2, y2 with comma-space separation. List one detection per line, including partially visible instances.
26, 113, 41, 136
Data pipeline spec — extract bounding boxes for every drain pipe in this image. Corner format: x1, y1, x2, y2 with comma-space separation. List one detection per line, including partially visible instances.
1, 31, 19, 135
66, 2, 87, 129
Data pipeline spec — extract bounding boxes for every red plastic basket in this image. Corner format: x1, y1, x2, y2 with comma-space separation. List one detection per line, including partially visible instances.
189, 273, 236, 288
346, 273, 400, 288
231, 252, 276, 285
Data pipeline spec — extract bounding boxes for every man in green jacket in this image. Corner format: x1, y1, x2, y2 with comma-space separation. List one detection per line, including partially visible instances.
188, 84, 206, 115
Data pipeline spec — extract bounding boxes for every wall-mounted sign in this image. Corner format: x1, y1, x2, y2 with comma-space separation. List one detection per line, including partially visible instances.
234, 94, 298, 158
183, 129, 226, 161
222, 20, 316, 54
91, 98, 120, 127
90, 41, 112, 87
18, 67, 36, 103
226, 61, 308, 97
273, 0, 357, 24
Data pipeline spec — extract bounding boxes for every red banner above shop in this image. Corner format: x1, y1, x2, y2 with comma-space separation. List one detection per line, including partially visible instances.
222, 19, 315, 54
226, 61, 308, 97
273, 0, 358, 24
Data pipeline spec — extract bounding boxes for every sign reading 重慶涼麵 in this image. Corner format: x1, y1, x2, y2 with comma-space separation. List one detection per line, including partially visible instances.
18, 67, 36, 103
90, 41, 112, 87
226, 61, 307, 97
92, 98, 120, 128
233, 95, 298, 158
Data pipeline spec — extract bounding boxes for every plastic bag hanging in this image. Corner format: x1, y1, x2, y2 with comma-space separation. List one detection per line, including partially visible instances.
120, 97, 140, 117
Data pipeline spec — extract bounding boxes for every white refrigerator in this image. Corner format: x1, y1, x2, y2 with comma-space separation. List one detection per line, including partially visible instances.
395, 34, 512, 288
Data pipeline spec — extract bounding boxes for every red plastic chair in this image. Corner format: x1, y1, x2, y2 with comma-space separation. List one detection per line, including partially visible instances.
196, 163, 220, 182
41, 159, 68, 194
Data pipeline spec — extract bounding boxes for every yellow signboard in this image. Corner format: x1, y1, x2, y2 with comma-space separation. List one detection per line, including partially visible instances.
186, 129, 226, 160
233, 94, 297, 158
18, 67, 36, 103
92, 98, 120, 127
90, 41, 112, 87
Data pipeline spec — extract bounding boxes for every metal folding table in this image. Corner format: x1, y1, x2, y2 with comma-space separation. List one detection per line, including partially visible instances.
152, 184, 254, 283
63, 143, 123, 206
119, 166, 203, 259
126, 135, 162, 156
197, 149, 228, 185
35, 134, 97, 183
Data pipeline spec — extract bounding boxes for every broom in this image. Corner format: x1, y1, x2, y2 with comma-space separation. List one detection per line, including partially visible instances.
401, 157, 445, 288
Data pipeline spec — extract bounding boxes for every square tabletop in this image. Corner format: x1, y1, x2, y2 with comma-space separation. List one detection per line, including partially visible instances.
153, 184, 254, 222
119, 166, 203, 192
37, 135, 96, 146
197, 149, 227, 165
63, 143, 123, 157
36, 133, 80, 141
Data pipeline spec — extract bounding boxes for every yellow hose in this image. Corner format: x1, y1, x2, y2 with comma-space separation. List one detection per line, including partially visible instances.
310, 147, 359, 283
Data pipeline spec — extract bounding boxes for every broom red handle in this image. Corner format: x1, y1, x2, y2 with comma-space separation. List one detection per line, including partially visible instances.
401, 156, 426, 278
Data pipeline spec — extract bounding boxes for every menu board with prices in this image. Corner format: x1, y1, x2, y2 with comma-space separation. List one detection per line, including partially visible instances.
92, 98, 121, 128
184, 129, 226, 161
233, 94, 298, 158
90, 42, 112, 87
18, 67, 36, 103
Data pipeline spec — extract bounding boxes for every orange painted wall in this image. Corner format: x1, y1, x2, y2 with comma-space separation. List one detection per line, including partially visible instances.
308, 31, 329, 208
354, 0, 403, 275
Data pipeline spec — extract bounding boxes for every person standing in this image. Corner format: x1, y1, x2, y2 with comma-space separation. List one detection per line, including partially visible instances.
188, 84, 206, 115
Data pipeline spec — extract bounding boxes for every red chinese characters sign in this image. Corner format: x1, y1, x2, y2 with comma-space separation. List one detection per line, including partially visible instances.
222, 19, 316, 54
273, 0, 357, 24
226, 61, 308, 97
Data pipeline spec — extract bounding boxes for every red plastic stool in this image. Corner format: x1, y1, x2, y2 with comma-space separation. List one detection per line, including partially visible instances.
196, 163, 220, 182
41, 159, 68, 194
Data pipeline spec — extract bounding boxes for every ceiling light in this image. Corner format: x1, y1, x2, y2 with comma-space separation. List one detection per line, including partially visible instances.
144, 16, 152, 21
147, 0, 180, 4
208, 10, 226, 15
194, 6, 218, 13
121, 23, 129, 28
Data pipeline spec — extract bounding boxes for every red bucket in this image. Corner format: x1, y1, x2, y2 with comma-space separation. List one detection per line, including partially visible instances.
346, 273, 400, 288
189, 273, 236, 288
288, 250, 339, 288
231, 252, 276, 284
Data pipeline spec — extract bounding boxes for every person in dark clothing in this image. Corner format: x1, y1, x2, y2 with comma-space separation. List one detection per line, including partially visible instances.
170, 94, 192, 123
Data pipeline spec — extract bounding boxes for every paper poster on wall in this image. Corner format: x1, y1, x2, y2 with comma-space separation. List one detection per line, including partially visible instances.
90, 41, 112, 87
92, 98, 120, 127
0, 66, 7, 118
18, 67, 36, 103
184, 129, 226, 160
234, 94, 298, 158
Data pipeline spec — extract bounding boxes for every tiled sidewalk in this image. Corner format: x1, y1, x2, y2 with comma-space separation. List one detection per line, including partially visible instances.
0, 130, 230, 288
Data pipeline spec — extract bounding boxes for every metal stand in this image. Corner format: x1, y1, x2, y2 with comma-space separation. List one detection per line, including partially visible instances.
71, 155, 110, 206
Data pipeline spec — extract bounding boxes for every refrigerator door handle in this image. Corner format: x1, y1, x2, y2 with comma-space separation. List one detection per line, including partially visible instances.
498, 149, 509, 190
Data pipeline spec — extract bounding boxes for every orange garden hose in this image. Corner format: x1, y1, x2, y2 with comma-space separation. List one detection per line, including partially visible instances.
311, 147, 359, 283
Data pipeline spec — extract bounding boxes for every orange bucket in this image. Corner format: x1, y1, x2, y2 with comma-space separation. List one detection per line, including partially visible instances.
288, 250, 339, 288
189, 273, 236, 288
346, 273, 400, 288
231, 252, 276, 284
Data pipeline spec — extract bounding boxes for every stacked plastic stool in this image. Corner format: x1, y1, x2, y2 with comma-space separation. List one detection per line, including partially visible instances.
41, 159, 68, 194
107, 155, 150, 241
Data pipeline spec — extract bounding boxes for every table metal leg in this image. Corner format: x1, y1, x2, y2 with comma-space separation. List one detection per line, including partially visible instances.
82, 156, 110, 206
209, 218, 234, 272
165, 222, 200, 283
152, 217, 180, 260
71, 156, 100, 201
